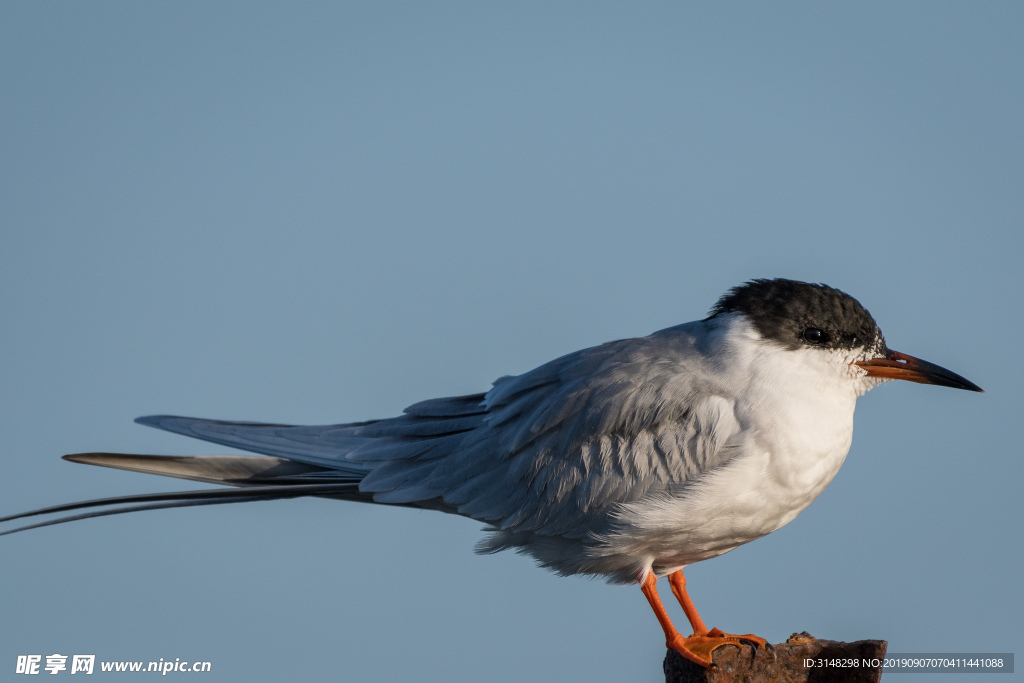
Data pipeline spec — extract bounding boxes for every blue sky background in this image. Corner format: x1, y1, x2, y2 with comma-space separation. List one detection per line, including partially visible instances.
1, 3, 1021, 681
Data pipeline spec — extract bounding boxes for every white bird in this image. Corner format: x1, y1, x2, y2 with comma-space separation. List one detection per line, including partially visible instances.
0, 278, 982, 667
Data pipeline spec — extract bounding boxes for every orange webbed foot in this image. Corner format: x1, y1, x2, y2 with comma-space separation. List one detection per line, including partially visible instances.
667, 628, 771, 668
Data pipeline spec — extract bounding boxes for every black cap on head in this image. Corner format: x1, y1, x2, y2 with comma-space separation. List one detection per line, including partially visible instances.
709, 278, 884, 352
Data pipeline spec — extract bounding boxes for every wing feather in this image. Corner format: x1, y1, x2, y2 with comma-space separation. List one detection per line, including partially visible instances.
134, 320, 741, 542
354, 320, 742, 537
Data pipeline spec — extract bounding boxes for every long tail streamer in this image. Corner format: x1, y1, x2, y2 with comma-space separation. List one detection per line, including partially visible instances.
0, 482, 360, 537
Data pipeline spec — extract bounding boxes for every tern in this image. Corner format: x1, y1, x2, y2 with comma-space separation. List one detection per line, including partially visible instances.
1, 278, 982, 667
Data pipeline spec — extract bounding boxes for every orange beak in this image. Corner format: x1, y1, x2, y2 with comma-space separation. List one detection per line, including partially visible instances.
855, 350, 983, 392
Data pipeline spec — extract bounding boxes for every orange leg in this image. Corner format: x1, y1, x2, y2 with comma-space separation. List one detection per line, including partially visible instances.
667, 569, 709, 635
640, 570, 769, 668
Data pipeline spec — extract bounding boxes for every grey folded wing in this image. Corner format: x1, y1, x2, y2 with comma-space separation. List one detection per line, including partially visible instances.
138, 321, 743, 539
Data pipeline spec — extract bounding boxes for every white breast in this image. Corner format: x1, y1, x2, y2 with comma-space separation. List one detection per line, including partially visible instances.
594, 319, 862, 576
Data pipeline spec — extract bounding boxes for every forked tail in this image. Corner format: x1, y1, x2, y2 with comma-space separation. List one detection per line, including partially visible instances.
0, 452, 367, 537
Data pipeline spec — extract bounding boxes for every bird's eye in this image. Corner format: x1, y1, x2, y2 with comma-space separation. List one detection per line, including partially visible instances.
801, 328, 824, 344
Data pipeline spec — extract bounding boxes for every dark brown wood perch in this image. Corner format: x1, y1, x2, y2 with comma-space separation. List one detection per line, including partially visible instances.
664, 632, 887, 683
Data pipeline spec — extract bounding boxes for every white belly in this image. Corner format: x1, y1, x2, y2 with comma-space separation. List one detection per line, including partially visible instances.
656, 438, 850, 572
596, 375, 858, 575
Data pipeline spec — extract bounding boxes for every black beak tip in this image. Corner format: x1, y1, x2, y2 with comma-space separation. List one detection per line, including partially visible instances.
933, 372, 983, 393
